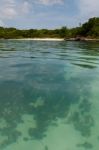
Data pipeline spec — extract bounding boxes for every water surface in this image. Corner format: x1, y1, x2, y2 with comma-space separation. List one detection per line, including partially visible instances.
0, 40, 99, 150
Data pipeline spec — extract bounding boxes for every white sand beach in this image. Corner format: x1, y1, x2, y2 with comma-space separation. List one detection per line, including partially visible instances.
8, 38, 64, 41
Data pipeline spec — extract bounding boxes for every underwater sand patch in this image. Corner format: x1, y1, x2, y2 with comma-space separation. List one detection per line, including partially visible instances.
29, 97, 45, 108
16, 114, 36, 140
0, 119, 7, 129
42, 118, 86, 150
87, 77, 99, 150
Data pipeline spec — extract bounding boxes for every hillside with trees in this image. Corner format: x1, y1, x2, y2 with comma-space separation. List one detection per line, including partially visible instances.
0, 17, 99, 39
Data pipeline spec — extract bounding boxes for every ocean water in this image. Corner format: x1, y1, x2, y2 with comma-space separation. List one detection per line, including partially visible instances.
0, 40, 99, 150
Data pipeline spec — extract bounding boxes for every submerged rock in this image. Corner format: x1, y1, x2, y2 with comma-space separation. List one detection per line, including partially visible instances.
23, 137, 29, 141
45, 145, 48, 150
77, 142, 93, 149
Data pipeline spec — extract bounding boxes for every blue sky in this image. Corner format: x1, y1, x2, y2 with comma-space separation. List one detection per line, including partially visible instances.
0, 0, 99, 29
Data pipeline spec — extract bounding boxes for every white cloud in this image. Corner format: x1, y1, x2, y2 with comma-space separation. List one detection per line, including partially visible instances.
0, 0, 17, 19
3, 0, 15, 6
0, 20, 5, 26
0, 0, 31, 21
38, 0, 64, 5
1, 8, 17, 19
21, 1, 31, 14
78, 0, 99, 18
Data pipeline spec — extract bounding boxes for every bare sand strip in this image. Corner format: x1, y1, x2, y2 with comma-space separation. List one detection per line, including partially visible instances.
5, 38, 99, 41
9, 38, 64, 41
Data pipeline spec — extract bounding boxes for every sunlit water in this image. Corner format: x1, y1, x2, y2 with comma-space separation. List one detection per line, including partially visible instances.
0, 40, 99, 150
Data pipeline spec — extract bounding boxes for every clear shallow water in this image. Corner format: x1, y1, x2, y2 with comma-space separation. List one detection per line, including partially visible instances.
0, 40, 99, 150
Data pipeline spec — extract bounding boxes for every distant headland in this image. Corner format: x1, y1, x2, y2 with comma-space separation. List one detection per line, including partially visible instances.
0, 17, 99, 41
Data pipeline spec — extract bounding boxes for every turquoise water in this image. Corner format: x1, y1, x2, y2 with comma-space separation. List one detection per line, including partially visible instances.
0, 40, 99, 150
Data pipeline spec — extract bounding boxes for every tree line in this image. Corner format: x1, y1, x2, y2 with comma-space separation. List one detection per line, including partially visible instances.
0, 17, 99, 39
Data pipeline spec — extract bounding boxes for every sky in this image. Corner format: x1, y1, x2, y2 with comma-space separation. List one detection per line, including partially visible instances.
0, 0, 99, 29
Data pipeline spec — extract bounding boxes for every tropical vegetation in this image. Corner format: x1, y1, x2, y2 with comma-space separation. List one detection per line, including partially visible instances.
0, 17, 99, 39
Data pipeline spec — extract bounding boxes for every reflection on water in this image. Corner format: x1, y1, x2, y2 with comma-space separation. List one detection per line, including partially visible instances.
0, 40, 99, 150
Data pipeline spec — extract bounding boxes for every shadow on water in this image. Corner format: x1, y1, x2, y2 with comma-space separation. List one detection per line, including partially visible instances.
0, 40, 99, 149
72, 63, 97, 69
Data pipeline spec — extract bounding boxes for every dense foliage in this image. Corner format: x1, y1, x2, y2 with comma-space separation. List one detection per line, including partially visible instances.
0, 17, 99, 39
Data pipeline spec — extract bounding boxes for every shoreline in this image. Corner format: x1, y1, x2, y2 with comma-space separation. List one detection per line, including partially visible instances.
7, 38, 64, 41
0, 38, 99, 42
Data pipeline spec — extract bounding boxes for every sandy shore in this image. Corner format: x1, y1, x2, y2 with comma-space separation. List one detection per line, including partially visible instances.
1, 38, 99, 41
8, 38, 64, 41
